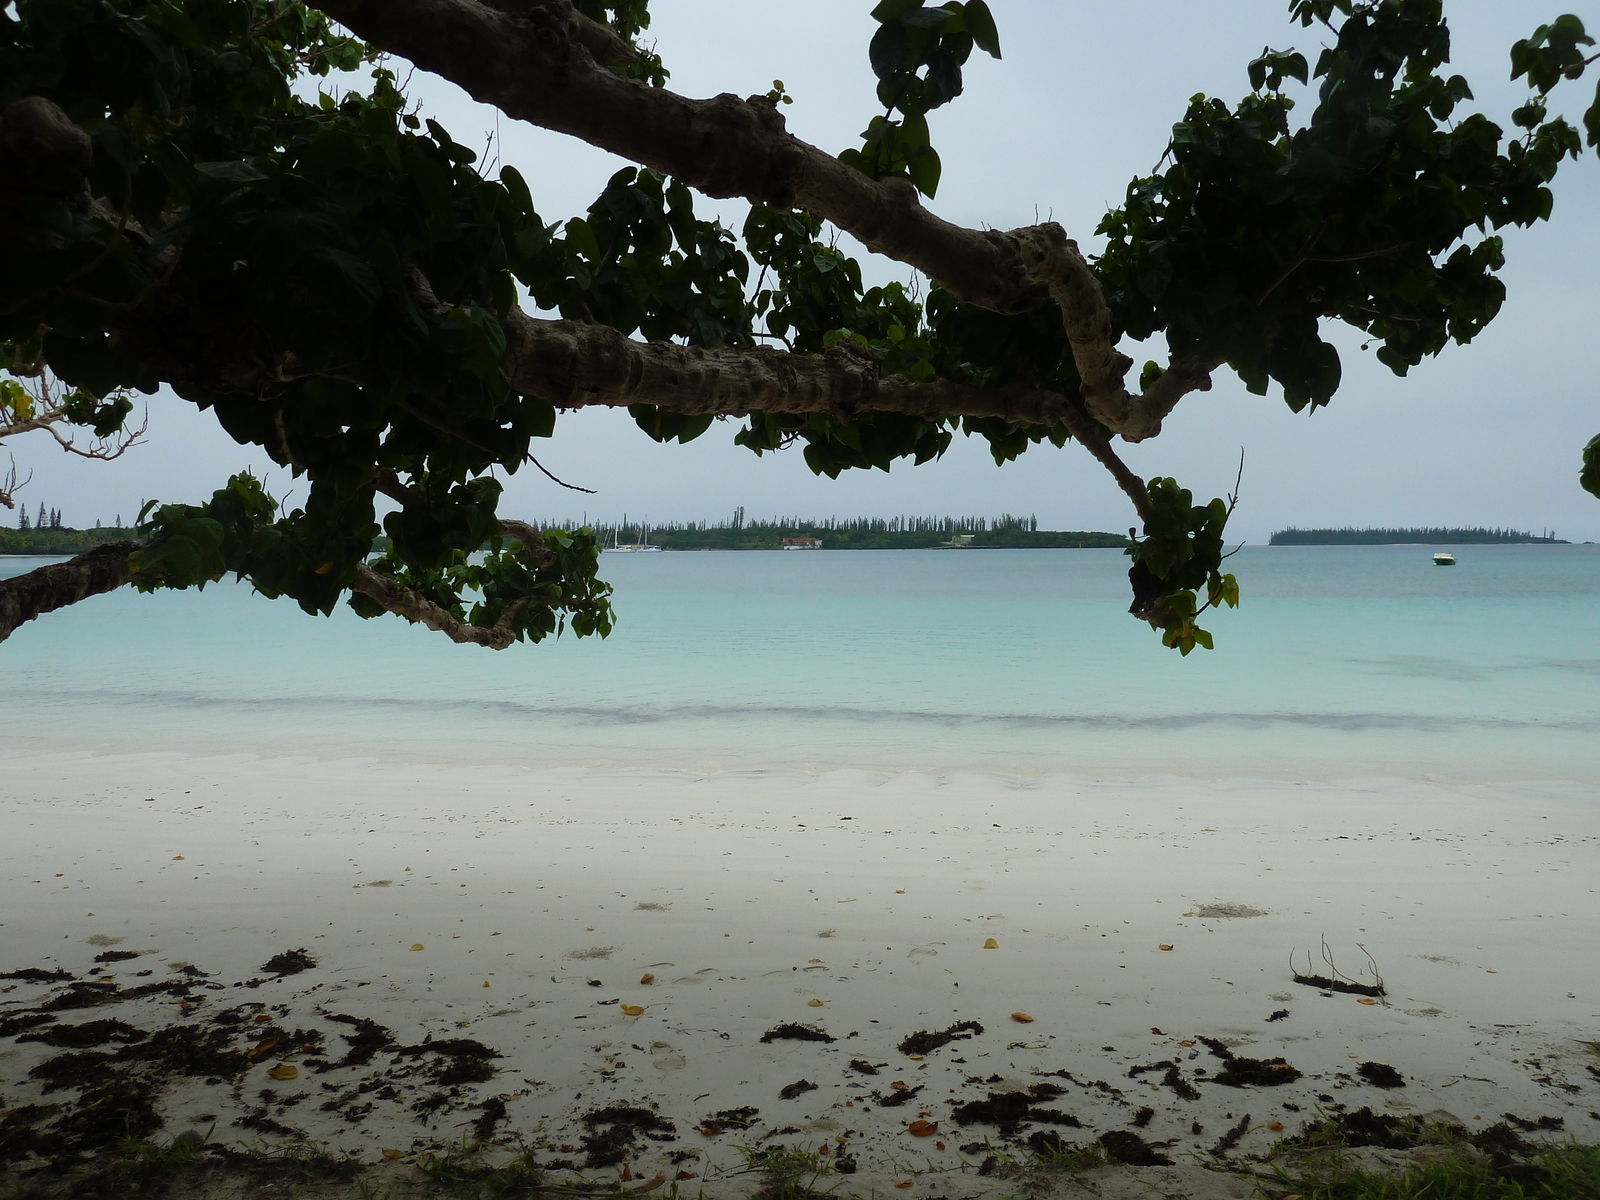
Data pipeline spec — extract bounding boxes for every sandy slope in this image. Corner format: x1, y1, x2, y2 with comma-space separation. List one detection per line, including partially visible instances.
2, 751, 1597, 1193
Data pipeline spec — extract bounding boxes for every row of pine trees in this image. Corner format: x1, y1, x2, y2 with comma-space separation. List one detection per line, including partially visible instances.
13, 506, 127, 530
15, 503, 64, 530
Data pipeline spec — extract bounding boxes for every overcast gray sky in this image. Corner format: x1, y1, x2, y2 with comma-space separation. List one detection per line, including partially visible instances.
14, 0, 1600, 542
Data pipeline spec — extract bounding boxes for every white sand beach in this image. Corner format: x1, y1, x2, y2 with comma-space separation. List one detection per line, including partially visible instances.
3, 750, 1598, 1193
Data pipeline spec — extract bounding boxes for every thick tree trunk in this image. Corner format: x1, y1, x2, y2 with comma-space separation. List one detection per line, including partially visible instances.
0, 541, 138, 644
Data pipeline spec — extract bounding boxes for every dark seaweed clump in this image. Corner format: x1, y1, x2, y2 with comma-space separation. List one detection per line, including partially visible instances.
778, 1079, 817, 1100
1356, 1061, 1405, 1089
951, 1083, 1081, 1139
19, 1019, 148, 1049
897, 1020, 983, 1056
392, 1038, 501, 1085
1127, 1058, 1202, 1102
1099, 1130, 1173, 1166
759, 1022, 834, 1044
871, 1083, 924, 1108
1197, 1035, 1301, 1087
580, 1105, 677, 1167
260, 949, 317, 976
699, 1107, 759, 1134
316, 1012, 396, 1071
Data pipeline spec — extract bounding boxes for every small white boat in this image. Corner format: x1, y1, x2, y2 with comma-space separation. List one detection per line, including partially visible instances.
605, 516, 662, 553
1432, 552, 1456, 566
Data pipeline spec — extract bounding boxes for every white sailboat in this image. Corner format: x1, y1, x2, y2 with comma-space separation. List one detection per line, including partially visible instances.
606, 515, 662, 553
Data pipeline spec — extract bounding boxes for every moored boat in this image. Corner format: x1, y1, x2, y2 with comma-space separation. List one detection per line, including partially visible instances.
1433, 552, 1456, 566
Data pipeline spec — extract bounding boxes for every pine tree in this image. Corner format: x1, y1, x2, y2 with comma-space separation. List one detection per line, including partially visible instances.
17, 504, 27, 530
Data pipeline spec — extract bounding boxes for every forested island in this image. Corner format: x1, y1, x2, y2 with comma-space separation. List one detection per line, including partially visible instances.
1270, 526, 1567, 545
582, 512, 1130, 551
0, 525, 137, 556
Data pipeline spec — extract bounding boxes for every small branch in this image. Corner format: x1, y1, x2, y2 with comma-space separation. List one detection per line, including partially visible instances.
0, 456, 31, 509
350, 562, 524, 649
1054, 402, 1152, 522
497, 518, 555, 564
526, 452, 596, 493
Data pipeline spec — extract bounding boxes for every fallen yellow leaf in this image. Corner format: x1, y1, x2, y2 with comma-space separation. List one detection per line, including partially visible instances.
1486, 969, 1498, 974
266, 1063, 298, 1081
1179, 1039, 1195, 1046
172, 855, 184, 861
1010, 1012, 1034, 1023
1267, 1121, 1285, 1131
907, 1053, 925, 1061
382, 1148, 405, 1160
896, 889, 906, 894
891, 1080, 909, 1090
621, 1004, 646, 1016
640, 973, 655, 985
1158, 944, 1174, 951
410, 944, 424, 951
908, 1120, 938, 1137
1357, 997, 1378, 1005
482, 981, 491, 988
935, 1140, 946, 1151
807, 999, 824, 1007
983, 937, 999, 949
894, 1181, 913, 1189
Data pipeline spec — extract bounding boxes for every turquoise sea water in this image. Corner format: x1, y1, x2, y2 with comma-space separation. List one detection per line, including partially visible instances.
2, 544, 1597, 780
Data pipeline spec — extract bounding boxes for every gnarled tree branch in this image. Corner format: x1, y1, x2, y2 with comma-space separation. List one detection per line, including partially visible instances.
349, 561, 527, 649
504, 310, 1155, 518
0, 540, 138, 644
317, 0, 1219, 439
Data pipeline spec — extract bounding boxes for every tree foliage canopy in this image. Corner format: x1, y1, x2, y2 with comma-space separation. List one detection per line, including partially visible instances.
2, 0, 1597, 653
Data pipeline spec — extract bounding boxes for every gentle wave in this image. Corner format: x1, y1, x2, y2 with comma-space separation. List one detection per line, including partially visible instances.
18, 685, 1600, 734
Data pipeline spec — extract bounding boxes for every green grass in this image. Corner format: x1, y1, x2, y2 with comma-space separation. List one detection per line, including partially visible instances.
1264, 1145, 1600, 1200
735, 1143, 841, 1200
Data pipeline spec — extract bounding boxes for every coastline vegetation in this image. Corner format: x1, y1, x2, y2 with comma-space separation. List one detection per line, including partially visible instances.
1270, 526, 1568, 545
0, 525, 137, 556
571, 512, 1129, 551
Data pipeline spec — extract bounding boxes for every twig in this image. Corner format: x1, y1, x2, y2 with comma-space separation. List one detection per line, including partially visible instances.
526, 452, 596, 494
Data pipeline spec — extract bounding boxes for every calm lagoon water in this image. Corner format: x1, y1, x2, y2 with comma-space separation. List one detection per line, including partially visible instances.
2, 544, 1597, 781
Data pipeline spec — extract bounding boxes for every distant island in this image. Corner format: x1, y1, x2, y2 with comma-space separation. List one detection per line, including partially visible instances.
1270, 526, 1567, 545
0, 525, 137, 556
582, 511, 1130, 551
5, 513, 1132, 557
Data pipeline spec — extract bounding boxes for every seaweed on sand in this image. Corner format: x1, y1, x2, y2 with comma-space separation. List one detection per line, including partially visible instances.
897, 1020, 983, 1056
580, 1105, 677, 1167
760, 1022, 835, 1044
951, 1083, 1081, 1139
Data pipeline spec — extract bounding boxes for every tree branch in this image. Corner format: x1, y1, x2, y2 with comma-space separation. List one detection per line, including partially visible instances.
505, 310, 1157, 516
506, 310, 1071, 425
0, 540, 138, 644
317, 0, 1056, 315
350, 561, 527, 649
319, 0, 1220, 438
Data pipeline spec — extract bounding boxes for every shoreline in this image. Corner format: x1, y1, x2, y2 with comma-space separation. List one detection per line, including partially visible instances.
3, 752, 1597, 1192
